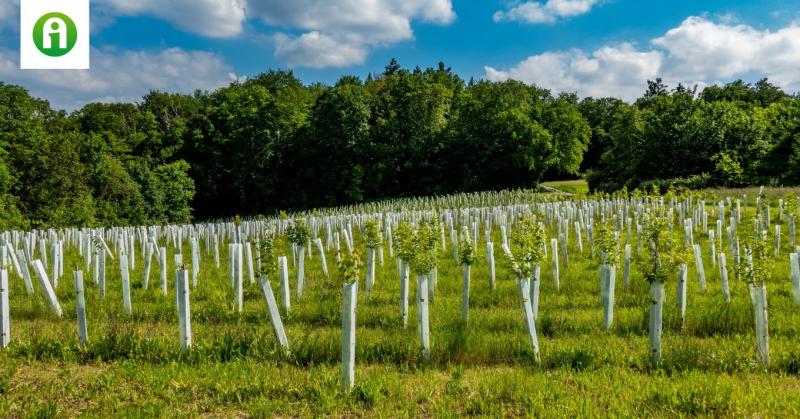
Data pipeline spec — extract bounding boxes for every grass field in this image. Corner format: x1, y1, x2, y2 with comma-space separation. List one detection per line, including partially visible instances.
540, 180, 800, 200
2, 196, 800, 416
541, 179, 590, 195
702, 186, 800, 200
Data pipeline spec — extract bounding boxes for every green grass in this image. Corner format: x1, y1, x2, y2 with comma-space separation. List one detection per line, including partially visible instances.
2, 206, 800, 416
701, 186, 800, 200
541, 179, 589, 195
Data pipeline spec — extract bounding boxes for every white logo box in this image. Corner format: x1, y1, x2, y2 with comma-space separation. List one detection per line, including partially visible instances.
20, 0, 90, 69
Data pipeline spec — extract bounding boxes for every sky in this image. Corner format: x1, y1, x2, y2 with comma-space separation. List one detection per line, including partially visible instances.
1, 0, 800, 110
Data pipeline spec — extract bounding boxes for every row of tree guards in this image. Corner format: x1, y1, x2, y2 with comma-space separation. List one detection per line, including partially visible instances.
0, 188, 796, 391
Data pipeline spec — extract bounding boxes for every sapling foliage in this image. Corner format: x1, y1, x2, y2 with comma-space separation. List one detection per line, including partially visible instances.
257, 235, 277, 279
737, 230, 773, 287
394, 222, 415, 265
504, 216, 546, 280
337, 249, 363, 285
364, 220, 382, 249
785, 193, 798, 219
459, 226, 475, 266
595, 220, 620, 266
287, 220, 310, 247
407, 219, 440, 276
641, 215, 688, 284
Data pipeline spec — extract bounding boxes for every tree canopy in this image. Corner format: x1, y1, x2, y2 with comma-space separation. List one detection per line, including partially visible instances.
587, 78, 797, 192
1, 63, 798, 228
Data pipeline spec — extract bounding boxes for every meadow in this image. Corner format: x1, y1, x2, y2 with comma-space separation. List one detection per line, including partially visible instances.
1, 189, 800, 417
541, 179, 590, 196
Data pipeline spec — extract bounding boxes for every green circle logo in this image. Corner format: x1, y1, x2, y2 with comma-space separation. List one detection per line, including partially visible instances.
33, 12, 78, 57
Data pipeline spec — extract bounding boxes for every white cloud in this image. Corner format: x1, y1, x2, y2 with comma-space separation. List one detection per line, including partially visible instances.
485, 16, 800, 100
273, 32, 367, 68
0, 0, 245, 36
0, 0, 18, 32
3, 0, 456, 68
485, 44, 662, 99
94, 0, 246, 38
91, 0, 458, 68
0, 47, 237, 110
494, 0, 599, 24
652, 16, 800, 90
0, 0, 15, 19
248, 0, 456, 68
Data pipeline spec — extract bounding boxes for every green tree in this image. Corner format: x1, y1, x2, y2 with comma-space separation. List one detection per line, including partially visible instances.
446, 80, 553, 191
578, 97, 626, 172
298, 78, 370, 207
541, 96, 591, 177
185, 70, 314, 217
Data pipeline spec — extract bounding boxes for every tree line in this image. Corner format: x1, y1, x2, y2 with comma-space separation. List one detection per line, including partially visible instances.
1, 60, 798, 228
584, 78, 799, 191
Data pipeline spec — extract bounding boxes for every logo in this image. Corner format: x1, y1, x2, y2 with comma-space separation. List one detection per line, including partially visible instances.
21, 0, 90, 69
33, 13, 78, 57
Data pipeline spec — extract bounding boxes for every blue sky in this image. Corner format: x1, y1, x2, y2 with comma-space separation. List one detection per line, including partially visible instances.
1, 0, 799, 109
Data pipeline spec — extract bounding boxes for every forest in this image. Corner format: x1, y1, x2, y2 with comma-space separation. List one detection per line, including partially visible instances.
1, 59, 798, 228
